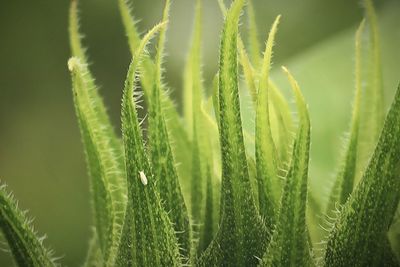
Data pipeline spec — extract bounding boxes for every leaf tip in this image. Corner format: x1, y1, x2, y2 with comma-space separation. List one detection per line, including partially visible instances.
281, 66, 300, 95
274, 14, 282, 24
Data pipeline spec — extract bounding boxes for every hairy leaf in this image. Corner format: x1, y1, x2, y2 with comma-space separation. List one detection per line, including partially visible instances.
118, 0, 141, 54
323, 83, 400, 266
68, 2, 127, 265
198, 1, 269, 265
0, 185, 56, 267
255, 15, 280, 229
212, 73, 220, 127
184, 0, 205, 224
261, 67, 314, 267
183, 0, 203, 139
325, 20, 364, 219
69, 0, 125, 168
269, 81, 294, 165
145, 0, 192, 261
118, 0, 193, 204
116, 22, 181, 266
218, 0, 293, 178
389, 212, 400, 262
117, 0, 156, 100
217, 0, 257, 105
200, 101, 222, 236
198, 166, 214, 253
356, 0, 385, 182
246, 0, 261, 69
68, 58, 125, 266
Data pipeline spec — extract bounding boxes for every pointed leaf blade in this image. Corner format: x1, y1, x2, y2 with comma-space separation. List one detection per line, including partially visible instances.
261, 67, 314, 267
68, 2, 127, 264
117, 1, 192, 197
0, 185, 57, 267
255, 15, 281, 227
146, 1, 192, 261
116, 22, 181, 266
199, 1, 269, 265
356, 0, 385, 182
246, 0, 261, 69
184, 0, 205, 224
324, 84, 400, 266
325, 20, 364, 218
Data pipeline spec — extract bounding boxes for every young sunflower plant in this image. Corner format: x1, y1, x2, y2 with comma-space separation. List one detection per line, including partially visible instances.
0, 0, 399, 266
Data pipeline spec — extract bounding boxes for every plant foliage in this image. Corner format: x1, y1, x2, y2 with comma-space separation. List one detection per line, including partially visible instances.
0, 0, 399, 266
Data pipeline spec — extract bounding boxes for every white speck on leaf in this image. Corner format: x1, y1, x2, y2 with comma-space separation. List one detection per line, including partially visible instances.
139, 171, 148, 186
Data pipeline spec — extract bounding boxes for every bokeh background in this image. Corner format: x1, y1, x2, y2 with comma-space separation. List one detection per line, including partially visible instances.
0, 0, 399, 265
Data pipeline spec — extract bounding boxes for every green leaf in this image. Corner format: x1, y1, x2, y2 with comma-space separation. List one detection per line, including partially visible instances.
168, 109, 193, 208
183, 0, 203, 139
183, 7, 221, 253
239, 40, 258, 105
389, 212, 400, 262
184, 0, 205, 224
196, 101, 222, 255
269, 81, 294, 165
116, 22, 181, 266
325, 20, 364, 219
69, 0, 125, 166
68, 57, 122, 265
267, 3, 400, 245
68, 2, 127, 265
217, 0, 257, 106
356, 0, 385, 183
200, 101, 222, 236
238, 42, 293, 170
0, 184, 56, 267
379, 238, 400, 267
198, 165, 215, 253
217, 0, 293, 168
217, 0, 226, 15
212, 73, 220, 126
68, 58, 126, 266
323, 83, 400, 266
117, 0, 141, 55
198, 1, 269, 265
191, 134, 203, 224
118, 0, 156, 102
146, 0, 192, 261
261, 67, 314, 267
238, 44, 293, 169
255, 15, 280, 229
118, 0, 193, 212
246, 0, 261, 69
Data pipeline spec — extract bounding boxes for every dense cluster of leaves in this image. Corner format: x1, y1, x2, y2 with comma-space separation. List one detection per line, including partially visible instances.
0, 0, 399, 266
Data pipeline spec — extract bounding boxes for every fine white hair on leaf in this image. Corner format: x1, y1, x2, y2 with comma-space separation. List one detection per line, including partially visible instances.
139, 171, 148, 186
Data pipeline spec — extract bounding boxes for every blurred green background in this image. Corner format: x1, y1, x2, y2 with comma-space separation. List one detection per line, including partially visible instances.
0, 0, 399, 265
